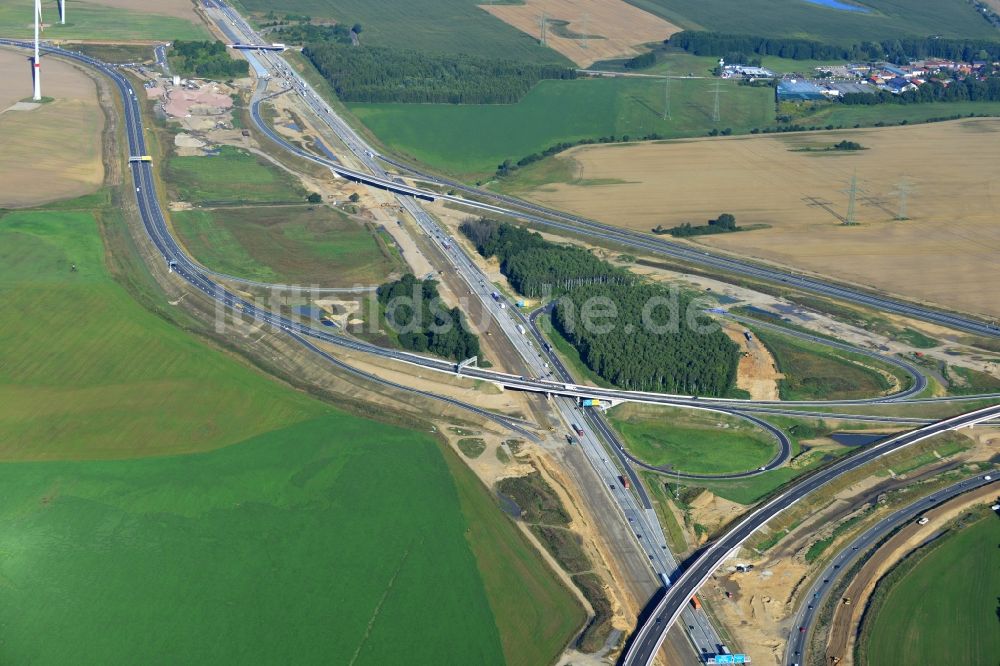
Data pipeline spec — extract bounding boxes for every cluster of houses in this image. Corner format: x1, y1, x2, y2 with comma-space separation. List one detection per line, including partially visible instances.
742, 58, 999, 101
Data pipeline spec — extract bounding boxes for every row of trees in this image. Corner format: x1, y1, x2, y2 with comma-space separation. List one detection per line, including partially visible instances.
623, 51, 656, 70
169, 40, 247, 79
376, 274, 479, 362
669, 31, 1000, 65
841, 76, 1000, 105
302, 44, 576, 104
653, 213, 740, 237
495, 132, 666, 179
460, 219, 739, 396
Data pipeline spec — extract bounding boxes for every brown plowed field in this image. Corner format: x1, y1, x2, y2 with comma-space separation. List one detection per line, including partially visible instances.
0, 48, 104, 207
520, 119, 1000, 318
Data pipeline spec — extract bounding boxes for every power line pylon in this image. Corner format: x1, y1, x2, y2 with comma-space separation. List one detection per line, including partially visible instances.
712, 79, 722, 122
891, 177, 914, 220
663, 74, 671, 120
842, 171, 860, 225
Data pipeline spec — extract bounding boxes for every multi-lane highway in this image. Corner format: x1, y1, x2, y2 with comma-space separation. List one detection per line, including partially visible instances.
9, 17, 1000, 665
784, 470, 997, 665
2, 33, 731, 658
204, 1, 1000, 344
619, 403, 1000, 666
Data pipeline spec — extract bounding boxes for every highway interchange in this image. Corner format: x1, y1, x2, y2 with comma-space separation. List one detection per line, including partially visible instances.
6, 6, 1000, 663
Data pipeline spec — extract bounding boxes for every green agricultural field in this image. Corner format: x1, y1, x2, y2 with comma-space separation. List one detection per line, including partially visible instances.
0, 417, 504, 665
753, 329, 891, 401
861, 515, 1000, 665
0, 2, 207, 41
234, 0, 565, 63
166, 146, 306, 205
625, 0, 996, 42
172, 204, 402, 285
350, 76, 774, 177
0, 195, 582, 663
607, 404, 778, 474
790, 100, 1000, 129
0, 205, 327, 459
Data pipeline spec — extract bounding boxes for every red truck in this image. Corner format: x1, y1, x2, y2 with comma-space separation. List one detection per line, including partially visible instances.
690, 596, 702, 611
619, 475, 630, 490
572, 424, 585, 437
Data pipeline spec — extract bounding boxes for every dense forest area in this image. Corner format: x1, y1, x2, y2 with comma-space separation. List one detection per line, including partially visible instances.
460, 219, 738, 395
169, 40, 248, 78
841, 76, 1000, 105
460, 219, 632, 297
376, 274, 479, 362
552, 282, 738, 395
302, 44, 576, 104
669, 31, 1000, 64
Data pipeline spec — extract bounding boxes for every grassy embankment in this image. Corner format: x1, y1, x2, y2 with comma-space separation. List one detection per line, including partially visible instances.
0, 2, 207, 41
173, 205, 402, 285
166, 146, 306, 205
166, 146, 400, 285
859, 512, 1000, 665
751, 328, 895, 401
0, 194, 583, 664
671, 415, 899, 505
497, 472, 614, 653
607, 404, 778, 475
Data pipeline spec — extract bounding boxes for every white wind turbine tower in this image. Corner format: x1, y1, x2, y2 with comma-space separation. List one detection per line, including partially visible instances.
32, 0, 42, 101
58, 0, 65, 24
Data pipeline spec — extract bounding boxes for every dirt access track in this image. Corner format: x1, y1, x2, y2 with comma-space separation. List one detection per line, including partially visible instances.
480, 0, 678, 68
520, 119, 1000, 319
824, 480, 1000, 665
0, 47, 105, 207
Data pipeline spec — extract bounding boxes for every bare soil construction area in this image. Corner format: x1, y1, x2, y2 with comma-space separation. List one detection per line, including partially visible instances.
480, 0, 678, 67
0, 48, 104, 207
521, 119, 1000, 318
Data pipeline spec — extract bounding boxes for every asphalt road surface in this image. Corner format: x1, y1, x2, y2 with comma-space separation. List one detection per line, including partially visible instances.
620, 404, 1000, 666
784, 470, 997, 665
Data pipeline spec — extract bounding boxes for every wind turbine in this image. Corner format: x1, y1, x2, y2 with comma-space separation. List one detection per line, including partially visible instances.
32, 0, 42, 101
58, 0, 65, 24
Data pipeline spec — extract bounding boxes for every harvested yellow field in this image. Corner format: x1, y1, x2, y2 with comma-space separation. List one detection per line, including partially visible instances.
84, 0, 201, 22
480, 0, 678, 67
522, 119, 1000, 318
0, 48, 105, 207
